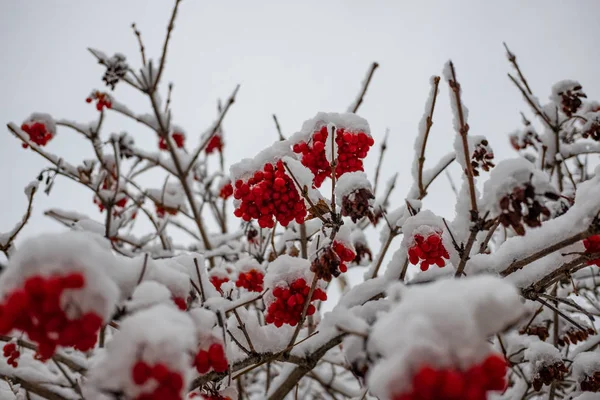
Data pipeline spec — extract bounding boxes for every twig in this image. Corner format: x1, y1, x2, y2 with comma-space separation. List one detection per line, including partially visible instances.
417, 76, 441, 197
131, 23, 147, 66
446, 61, 478, 217
503, 43, 532, 95
273, 114, 285, 141
373, 128, 388, 195
152, 0, 182, 92
348, 62, 379, 113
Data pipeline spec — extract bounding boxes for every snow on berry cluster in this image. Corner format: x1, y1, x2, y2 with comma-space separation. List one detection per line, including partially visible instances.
367, 276, 525, 400
217, 178, 234, 200
232, 160, 306, 228
86, 90, 113, 111
193, 342, 228, 375
188, 308, 229, 375
85, 305, 196, 400
391, 354, 507, 400
290, 113, 373, 187
308, 230, 356, 281
148, 183, 188, 218
0, 232, 120, 360
159, 128, 186, 151
264, 256, 327, 327
20, 113, 56, 148
402, 210, 451, 272
2, 342, 20, 368
335, 172, 376, 223
234, 257, 264, 293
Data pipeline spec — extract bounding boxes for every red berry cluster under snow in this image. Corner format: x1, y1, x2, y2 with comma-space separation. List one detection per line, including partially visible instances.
86, 91, 112, 111
132, 360, 185, 400
408, 233, 450, 271
159, 132, 186, 151
333, 241, 356, 273
156, 203, 179, 218
194, 343, 228, 374
173, 296, 187, 311
205, 135, 223, 154
210, 275, 230, 292
0, 272, 103, 360
236, 269, 264, 292
20, 121, 55, 148
265, 278, 327, 327
393, 354, 507, 400
233, 161, 307, 228
292, 126, 374, 187
3, 343, 20, 368
583, 235, 600, 267
219, 183, 233, 199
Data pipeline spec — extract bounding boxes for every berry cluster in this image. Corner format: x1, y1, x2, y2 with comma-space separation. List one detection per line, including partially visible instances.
236, 269, 264, 292
408, 233, 450, 271
334, 242, 355, 273
0, 273, 103, 360
292, 126, 374, 187
156, 204, 179, 218
94, 194, 127, 213
341, 188, 375, 223
335, 128, 374, 176
532, 360, 568, 391
205, 135, 223, 154
173, 297, 187, 311
583, 235, 600, 267
3, 343, 20, 368
581, 370, 600, 392
20, 121, 54, 148
470, 139, 495, 177
353, 242, 373, 264
132, 361, 184, 400
558, 326, 595, 347
210, 275, 230, 292
219, 183, 233, 200
519, 324, 549, 341
265, 278, 327, 327
102, 53, 128, 90
233, 161, 307, 229
555, 83, 586, 117
86, 91, 112, 111
498, 183, 552, 235
194, 343, 228, 374
200, 395, 230, 400
293, 126, 330, 187
392, 354, 507, 400
159, 132, 186, 151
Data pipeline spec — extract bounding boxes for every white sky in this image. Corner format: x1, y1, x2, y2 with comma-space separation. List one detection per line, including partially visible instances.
1, 0, 599, 284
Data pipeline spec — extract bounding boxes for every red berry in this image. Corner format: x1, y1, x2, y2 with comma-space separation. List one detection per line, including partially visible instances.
132, 361, 152, 385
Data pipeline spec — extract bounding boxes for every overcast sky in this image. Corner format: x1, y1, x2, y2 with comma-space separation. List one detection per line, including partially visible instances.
1, 0, 599, 282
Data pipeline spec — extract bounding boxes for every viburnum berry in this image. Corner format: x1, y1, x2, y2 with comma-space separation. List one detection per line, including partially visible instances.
392, 354, 507, 400
173, 297, 187, 311
193, 342, 228, 374
310, 242, 355, 282
292, 126, 375, 187
3, 342, 20, 368
219, 183, 233, 200
156, 203, 179, 218
131, 360, 184, 400
0, 272, 103, 360
20, 121, 55, 148
581, 370, 600, 392
583, 235, 600, 267
236, 269, 264, 292
532, 360, 569, 391
210, 275, 230, 292
408, 233, 450, 271
86, 91, 112, 111
159, 131, 186, 151
265, 278, 327, 327
232, 160, 307, 228
205, 135, 223, 154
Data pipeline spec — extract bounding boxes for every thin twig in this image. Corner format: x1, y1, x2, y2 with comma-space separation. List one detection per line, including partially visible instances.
349, 62, 379, 113
417, 76, 441, 197
273, 114, 285, 141
152, 0, 182, 92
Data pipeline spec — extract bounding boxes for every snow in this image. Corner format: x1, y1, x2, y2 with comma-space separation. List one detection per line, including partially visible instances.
524, 341, 562, 370
572, 351, 600, 382
229, 140, 293, 182
85, 305, 196, 399
367, 276, 525, 399
288, 112, 371, 145
263, 255, 325, 307
335, 172, 372, 206
125, 281, 173, 312
0, 231, 121, 321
